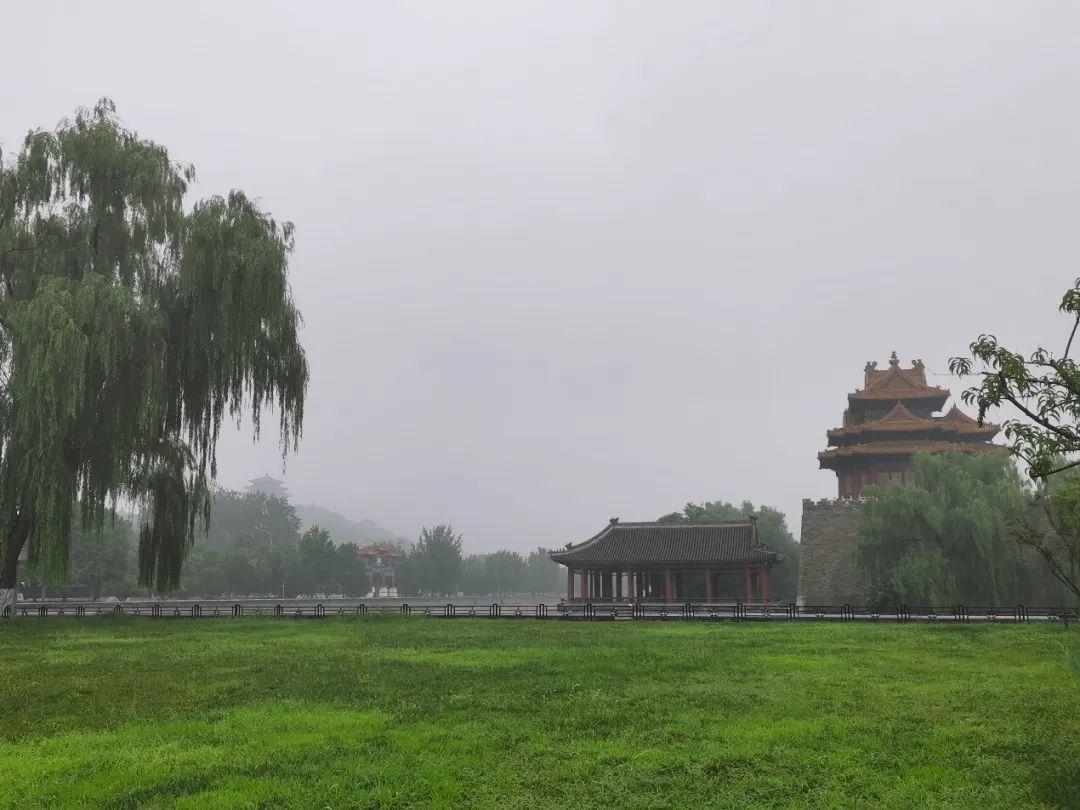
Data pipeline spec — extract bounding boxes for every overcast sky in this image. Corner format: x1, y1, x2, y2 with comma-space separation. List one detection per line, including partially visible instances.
3, 2, 1074, 551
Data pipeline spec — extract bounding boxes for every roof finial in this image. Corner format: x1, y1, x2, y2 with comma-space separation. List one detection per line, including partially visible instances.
889, 350, 899, 367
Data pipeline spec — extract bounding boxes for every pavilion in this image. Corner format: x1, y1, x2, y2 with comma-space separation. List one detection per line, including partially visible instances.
549, 518, 782, 603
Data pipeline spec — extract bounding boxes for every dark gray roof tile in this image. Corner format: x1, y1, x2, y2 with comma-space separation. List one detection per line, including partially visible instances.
549, 522, 781, 566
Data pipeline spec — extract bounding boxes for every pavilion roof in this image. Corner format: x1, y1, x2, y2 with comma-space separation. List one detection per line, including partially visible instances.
357, 544, 402, 558
549, 521, 781, 567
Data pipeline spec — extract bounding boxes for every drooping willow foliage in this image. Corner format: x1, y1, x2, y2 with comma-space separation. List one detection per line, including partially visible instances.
856, 453, 1067, 607
0, 100, 307, 590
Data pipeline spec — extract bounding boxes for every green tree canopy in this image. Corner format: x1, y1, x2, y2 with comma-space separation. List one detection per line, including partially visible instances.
297, 526, 337, 595
0, 101, 307, 600
524, 548, 562, 594
397, 525, 463, 596
857, 452, 1067, 607
332, 543, 370, 597
483, 550, 527, 595
458, 554, 489, 596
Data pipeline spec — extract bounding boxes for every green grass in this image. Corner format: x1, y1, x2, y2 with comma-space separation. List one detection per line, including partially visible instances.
1, 618, 1079, 808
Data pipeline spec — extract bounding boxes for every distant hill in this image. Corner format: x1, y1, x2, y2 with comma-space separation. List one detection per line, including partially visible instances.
295, 503, 403, 547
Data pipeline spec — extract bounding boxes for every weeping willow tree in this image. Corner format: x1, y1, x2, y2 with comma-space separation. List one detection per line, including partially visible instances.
0, 100, 307, 608
856, 452, 1067, 607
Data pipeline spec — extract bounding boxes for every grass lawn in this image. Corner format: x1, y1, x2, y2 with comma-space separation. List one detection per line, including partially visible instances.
1, 618, 1079, 808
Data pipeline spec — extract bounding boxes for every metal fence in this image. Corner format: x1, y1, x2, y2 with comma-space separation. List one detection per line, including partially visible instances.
2, 600, 1076, 623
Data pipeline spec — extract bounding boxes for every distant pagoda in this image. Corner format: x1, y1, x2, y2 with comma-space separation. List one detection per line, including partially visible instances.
247, 474, 290, 502
818, 352, 1001, 497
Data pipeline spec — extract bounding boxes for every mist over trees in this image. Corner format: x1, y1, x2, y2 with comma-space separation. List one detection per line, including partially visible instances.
455, 548, 563, 597
17, 486, 564, 598
182, 492, 373, 597
22, 517, 138, 599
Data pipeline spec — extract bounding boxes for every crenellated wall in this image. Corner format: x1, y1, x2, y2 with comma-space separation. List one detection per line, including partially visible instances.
798, 498, 864, 606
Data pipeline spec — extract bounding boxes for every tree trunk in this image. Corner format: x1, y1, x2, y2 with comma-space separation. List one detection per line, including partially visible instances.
0, 514, 31, 617
0, 544, 19, 617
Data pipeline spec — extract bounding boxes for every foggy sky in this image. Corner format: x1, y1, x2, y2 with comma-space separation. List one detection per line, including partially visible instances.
3, 2, 1075, 552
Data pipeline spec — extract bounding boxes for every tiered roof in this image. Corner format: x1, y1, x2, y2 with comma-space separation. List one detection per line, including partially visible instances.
247, 474, 290, 501
819, 352, 1000, 471
827, 402, 998, 445
819, 440, 1000, 462
847, 354, 950, 408
549, 520, 782, 567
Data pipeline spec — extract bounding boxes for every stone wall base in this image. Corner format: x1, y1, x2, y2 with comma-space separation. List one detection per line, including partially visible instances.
798, 498, 864, 606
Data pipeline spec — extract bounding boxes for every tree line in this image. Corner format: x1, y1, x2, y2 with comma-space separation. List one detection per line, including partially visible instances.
22, 489, 563, 599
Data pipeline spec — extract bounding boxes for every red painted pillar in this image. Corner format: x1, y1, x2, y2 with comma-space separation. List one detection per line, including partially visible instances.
615, 572, 623, 601
628, 572, 636, 600
665, 567, 674, 601
567, 568, 575, 601
745, 567, 753, 602
763, 568, 772, 603
705, 568, 713, 603
583, 570, 590, 601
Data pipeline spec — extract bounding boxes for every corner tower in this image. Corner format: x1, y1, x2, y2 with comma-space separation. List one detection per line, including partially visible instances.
818, 352, 1000, 498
